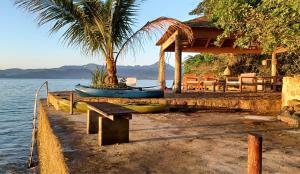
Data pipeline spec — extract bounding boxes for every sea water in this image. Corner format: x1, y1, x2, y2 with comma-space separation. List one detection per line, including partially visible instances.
0, 79, 172, 173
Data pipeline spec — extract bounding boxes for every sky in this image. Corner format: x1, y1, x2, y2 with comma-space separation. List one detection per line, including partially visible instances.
0, 0, 200, 69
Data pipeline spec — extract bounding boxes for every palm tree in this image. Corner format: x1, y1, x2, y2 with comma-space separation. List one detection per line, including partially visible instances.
16, 0, 192, 85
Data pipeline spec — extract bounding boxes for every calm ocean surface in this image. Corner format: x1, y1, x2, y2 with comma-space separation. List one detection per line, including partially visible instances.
0, 79, 172, 173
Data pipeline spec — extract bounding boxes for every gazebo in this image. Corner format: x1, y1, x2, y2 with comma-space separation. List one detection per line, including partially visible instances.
156, 17, 287, 93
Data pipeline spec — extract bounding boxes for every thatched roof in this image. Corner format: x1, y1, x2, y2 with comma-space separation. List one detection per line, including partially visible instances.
156, 16, 216, 45
183, 16, 215, 28
156, 16, 262, 54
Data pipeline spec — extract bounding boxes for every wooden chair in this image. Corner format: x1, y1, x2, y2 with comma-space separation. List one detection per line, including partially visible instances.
183, 74, 203, 91
240, 73, 257, 92
257, 76, 281, 92
225, 76, 240, 91
202, 74, 218, 91
226, 73, 257, 92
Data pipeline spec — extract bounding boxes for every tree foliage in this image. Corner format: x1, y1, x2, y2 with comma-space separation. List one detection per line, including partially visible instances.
184, 54, 228, 77
184, 53, 271, 77
278, 53, 300, 75
191, 0, 300, 53
16, 0, 193, 85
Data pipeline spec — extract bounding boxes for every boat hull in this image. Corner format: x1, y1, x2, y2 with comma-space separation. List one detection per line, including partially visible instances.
58, 99, 88, 113
75, 85, 164, 98
58, 99, 167, 113
121, 104, 167, 113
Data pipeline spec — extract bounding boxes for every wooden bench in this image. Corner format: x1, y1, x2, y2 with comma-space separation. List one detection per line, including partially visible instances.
86, 102, 136, 146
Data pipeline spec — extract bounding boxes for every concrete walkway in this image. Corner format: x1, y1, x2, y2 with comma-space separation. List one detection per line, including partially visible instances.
44, 105, 300, 174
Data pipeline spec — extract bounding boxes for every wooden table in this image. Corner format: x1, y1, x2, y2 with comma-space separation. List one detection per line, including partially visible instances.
86, 102, 136, 146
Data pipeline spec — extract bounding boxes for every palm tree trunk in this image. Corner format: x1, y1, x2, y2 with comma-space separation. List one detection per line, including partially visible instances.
106, 58, 118, 85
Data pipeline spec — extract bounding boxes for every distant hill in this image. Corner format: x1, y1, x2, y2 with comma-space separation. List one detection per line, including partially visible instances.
0, 62, 174, 80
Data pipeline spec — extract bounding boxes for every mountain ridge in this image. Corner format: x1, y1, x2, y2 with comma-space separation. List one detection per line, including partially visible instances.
0, 62, 174, 80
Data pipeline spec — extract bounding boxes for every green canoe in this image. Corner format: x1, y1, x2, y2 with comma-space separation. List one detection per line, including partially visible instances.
57, 99, 88, 113
57, 99, 167, 114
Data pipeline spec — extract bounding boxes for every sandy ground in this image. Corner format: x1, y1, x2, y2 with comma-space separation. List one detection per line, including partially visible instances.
47, 106, 300, 174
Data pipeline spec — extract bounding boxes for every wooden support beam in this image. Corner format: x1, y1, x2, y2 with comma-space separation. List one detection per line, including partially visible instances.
174, 32, 182, 93
205, 38, 212, 48
158, 47, 166, 90
248, 134, 262, 174
161, 31, 178, 51
183, 47, 262, 54
274, 47, 288, 54
271, 52, 277, 77
69, 92, 74, 115
218, 39, 225, 48
165, 47, 262, 54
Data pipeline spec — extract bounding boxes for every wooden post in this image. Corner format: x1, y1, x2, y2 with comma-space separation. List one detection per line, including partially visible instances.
271, 52, 277, 77
69, 92, 74, 115
240, 77, 243, 93
87, 110, 99, 134
254, 77, 258, 93
158, 47, 166, 90
248, 134, 262, 174
262, 78, 265, 92
271, 52, 277, 91
174, 32, 182, 93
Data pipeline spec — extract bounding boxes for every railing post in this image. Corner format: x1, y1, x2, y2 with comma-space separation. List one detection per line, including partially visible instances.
70, 91, 74, 115
248, 133, 262, 174
46, 81, 49, 106
240, 77, 243, 93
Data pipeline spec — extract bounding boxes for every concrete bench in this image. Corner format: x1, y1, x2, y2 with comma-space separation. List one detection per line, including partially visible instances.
86, 102, 136, 146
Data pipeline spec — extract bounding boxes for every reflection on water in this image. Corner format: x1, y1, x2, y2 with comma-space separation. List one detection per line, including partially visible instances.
0, 79, 172, 173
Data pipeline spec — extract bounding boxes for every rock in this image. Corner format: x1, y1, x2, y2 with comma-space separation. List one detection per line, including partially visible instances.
277, 111, 300, 127
277, 114, 300, 128
281, 110, 292, 117
288, 107, 295, 115
294, 112, 300, 117
281, 106, 289, 113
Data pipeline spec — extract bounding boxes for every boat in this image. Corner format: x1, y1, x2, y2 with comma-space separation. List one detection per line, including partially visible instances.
120, 103, 168, 113
75, 84, 164, 98
57, 98, 167, 113
57, 98, 88, 113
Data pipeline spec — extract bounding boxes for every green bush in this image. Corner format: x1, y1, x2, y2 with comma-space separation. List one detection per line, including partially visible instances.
91, 66, 107, 88
90, 67, 128, 89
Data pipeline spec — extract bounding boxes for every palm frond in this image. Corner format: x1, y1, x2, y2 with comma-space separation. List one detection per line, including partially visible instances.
15, 0, 108, 55
16, 0, 192, 85
115, 17, 194, 62
111, 0, 141, 48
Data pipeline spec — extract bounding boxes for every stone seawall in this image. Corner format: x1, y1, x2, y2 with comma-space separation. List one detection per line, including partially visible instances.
282, 76, 300, 107
38, 100, 69, 174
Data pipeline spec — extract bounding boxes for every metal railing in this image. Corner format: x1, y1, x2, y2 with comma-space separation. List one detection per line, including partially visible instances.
28, 81, 49, 168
